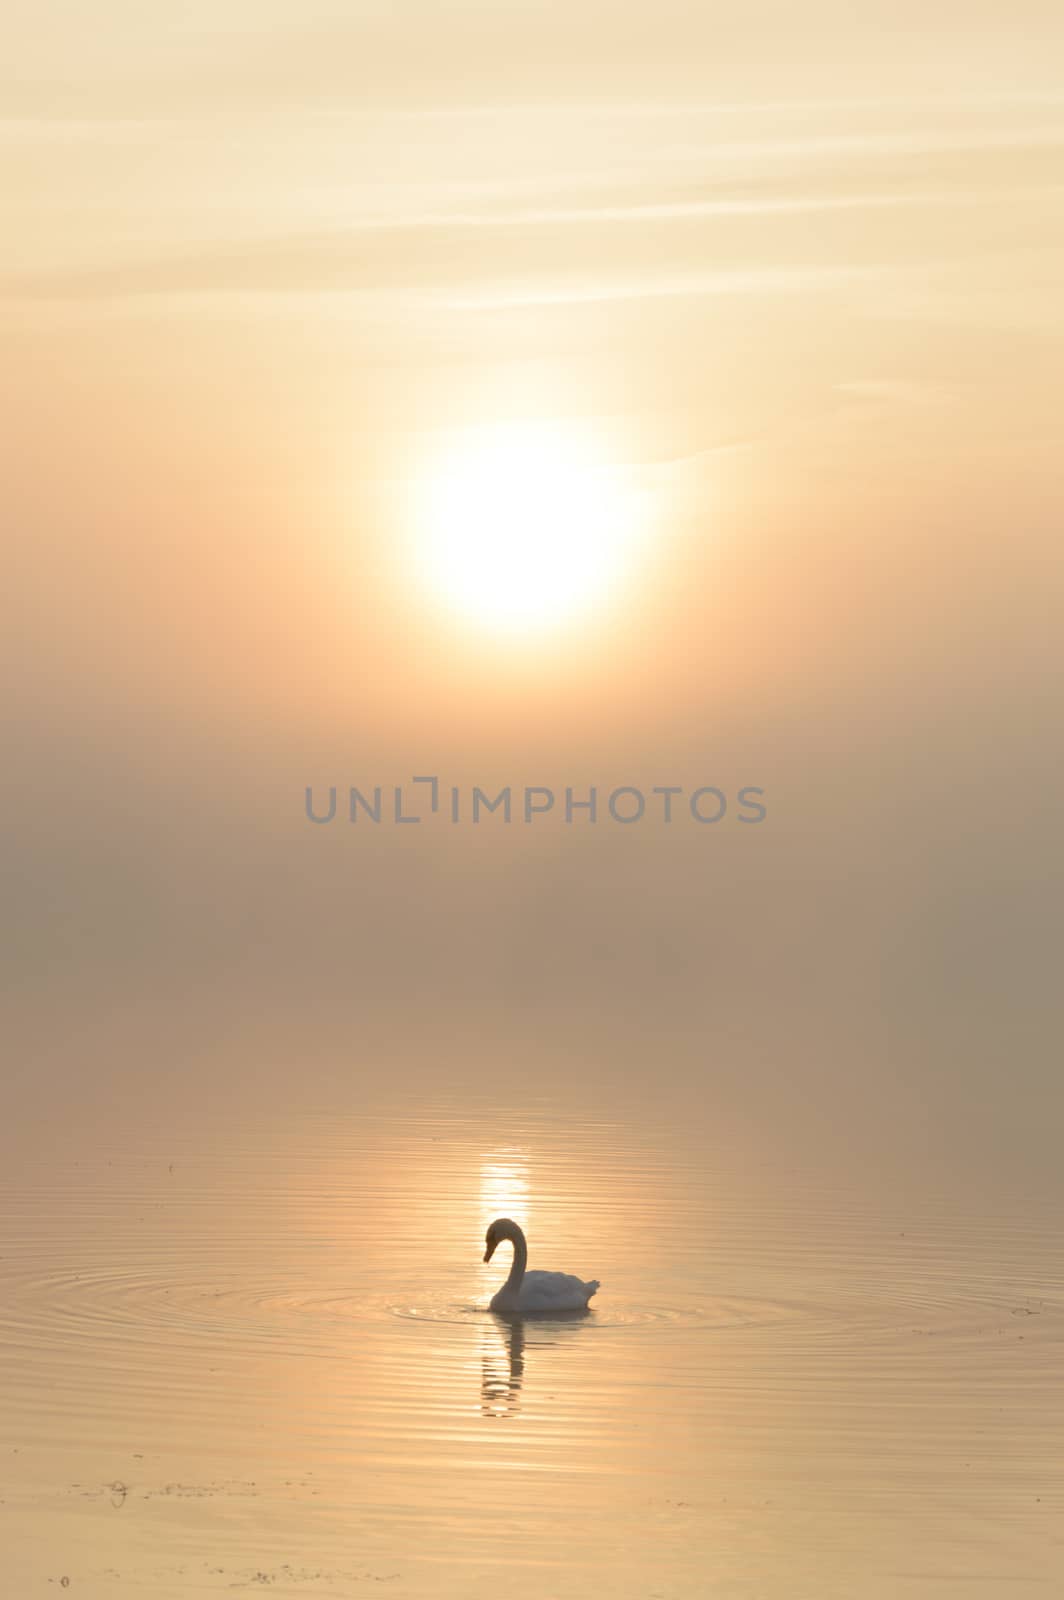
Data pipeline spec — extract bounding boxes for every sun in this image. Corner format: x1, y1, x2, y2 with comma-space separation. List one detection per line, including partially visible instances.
409, 421, 645, 634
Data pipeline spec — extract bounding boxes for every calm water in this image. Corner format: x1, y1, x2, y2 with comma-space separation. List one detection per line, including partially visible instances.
2, 1100, 1062, 1597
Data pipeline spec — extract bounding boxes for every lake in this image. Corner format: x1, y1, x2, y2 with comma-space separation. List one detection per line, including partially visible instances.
2, 1094, 1062, 1597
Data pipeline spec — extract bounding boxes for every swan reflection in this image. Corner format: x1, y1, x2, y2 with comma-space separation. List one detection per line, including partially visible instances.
480, 1317, 525, 1417
479, 1311, 594, 1419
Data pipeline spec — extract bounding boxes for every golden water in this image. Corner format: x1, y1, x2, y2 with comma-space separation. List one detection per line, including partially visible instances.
2, 1102, 1062, 1596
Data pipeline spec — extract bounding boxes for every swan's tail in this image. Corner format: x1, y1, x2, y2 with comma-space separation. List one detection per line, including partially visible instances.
585, 1279, 600, 1302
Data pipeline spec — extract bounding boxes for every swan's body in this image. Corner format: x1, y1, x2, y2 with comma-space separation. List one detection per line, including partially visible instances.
483, 1218, 599, 1316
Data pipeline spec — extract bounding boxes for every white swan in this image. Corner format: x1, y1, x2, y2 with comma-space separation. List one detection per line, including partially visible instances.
483, 1217, 599, 1315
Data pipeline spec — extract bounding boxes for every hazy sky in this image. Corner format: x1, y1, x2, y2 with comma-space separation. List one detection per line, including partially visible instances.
3, 4, 1062, 1180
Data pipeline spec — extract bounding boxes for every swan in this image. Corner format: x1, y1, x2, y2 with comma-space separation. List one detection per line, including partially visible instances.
483, 1217, 599, 1315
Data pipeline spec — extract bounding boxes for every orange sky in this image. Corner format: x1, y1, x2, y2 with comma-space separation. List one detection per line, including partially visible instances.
3, 3, 1063, 1175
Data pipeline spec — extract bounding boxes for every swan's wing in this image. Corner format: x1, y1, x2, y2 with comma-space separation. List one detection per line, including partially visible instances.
522, 1271, 584, 1294
520, 1270, 599, 1309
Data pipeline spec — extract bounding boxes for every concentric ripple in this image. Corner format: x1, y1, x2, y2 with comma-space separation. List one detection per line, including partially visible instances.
387, 1292, 812, 1331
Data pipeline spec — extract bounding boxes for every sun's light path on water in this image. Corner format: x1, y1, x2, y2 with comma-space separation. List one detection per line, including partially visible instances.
411, 421, 647, 635
480, 1151, 530, 1234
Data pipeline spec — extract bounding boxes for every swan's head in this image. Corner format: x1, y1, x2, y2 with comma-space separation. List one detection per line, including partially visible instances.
483, 1217, 518, 1263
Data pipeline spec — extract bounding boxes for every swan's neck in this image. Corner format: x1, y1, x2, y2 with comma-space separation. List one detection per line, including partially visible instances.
503, 1227, 527, 1291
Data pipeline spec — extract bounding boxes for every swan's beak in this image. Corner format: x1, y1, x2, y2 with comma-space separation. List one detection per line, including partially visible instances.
483, 1240, 497, 1263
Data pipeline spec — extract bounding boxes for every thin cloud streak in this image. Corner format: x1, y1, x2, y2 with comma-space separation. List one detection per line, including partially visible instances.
443, 265, 878, 311
6, 182, 1060, 305
278, 188, 1022, 232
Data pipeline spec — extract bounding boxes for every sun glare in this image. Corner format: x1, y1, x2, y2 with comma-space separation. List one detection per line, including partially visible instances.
410, 421, 646, 634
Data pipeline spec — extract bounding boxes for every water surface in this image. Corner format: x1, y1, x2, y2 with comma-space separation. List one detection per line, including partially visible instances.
2, 1101, 1062, 1596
